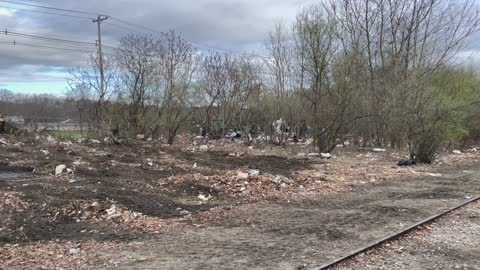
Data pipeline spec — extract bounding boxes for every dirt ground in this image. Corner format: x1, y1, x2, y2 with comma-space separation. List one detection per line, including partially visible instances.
0, 133, 479, 269
332, 201, 480, 270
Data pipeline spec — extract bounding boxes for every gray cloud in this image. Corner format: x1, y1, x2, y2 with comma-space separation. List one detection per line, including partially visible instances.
0, 0, 318, 89
0, 0, 479, 92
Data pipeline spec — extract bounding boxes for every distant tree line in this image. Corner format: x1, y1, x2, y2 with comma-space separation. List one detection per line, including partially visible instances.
0, 89, 78, 122
62, 0, 480, 163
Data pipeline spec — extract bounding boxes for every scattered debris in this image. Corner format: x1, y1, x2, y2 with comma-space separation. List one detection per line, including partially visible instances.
180, 210, 191, 216
0, 138, 8, 145
248, 169, 260, 177
105, 205, 117, 216
373, 148, 387, 152
237, 171, 249, 179
55, 164, 68, 176
198, 194, 212, 201
398, 159, 416, 167
68, 248, 80, 255
320, 153, 332, 159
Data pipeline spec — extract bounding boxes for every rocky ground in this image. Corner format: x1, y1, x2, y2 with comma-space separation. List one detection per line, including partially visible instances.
0, 132, 479, 269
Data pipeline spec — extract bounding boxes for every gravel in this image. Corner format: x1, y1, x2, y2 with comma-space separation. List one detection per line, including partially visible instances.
332, 201, 480, 270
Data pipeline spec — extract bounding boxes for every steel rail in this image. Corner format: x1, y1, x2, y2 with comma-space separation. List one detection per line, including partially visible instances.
309, 195, 480, 270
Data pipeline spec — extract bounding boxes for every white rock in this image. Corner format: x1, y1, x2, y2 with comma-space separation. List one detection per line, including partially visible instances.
453, 150, 462, 155
41, 150, 49, 155
0, 138, 8, 145
55, 164, 67, 176
428, 173, 442, 177
199, 145, 209, 151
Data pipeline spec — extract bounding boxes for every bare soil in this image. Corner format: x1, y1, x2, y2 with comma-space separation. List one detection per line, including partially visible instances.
332, 201, 480, 270
0, 134, 479, 269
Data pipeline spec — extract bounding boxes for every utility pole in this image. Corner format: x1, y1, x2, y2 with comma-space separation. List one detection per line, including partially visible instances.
93, 15, 108, 100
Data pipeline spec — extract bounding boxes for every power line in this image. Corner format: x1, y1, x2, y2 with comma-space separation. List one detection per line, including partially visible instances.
109, 17, 159, 34
104, 21, 150, 36
0, 0, 102, 16
4, 29, 97, 46
2, 28, 119, 51
0, 1, 268, 60
0, 40, 100, 53
0, 5, 92, 20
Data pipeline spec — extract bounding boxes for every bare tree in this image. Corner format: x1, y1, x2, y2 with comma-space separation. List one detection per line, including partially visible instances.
115, 34, 160, 136
68, 53, 118, 134
157, 30, 197, 144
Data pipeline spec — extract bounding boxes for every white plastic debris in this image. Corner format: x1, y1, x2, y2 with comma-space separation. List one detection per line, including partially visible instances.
193, 163, 198, 169
248, 169, 260, 177
320, 153, 332, 159
55, 164, 67, 176
373, 148, 387, 152
69, 248, 80, 255
46, 135, 58, 143
198, 194, 212, 201
453, 150, 462, 155
91, 202, 100, 208
273, 175, 282, 184
106, 205, 117, 216
180, 210, 191, 216
0, 138, 8, 145
428, 173, 442, 177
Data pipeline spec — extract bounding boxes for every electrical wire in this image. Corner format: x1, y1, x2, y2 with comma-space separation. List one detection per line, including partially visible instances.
0, 5, 92, 20
0, 0, 102, 16
4, 29, 97, 46
0, 40, 96, 53
0, 1, 268, 60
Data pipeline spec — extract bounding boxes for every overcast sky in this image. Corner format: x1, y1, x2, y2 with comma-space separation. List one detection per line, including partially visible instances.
0, 0, 480, 95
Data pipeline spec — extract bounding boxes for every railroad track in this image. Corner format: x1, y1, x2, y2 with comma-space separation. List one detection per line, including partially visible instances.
309, 195, 480, 270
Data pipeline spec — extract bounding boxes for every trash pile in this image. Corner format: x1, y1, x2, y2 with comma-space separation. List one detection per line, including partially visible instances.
47, 200, 174, 233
